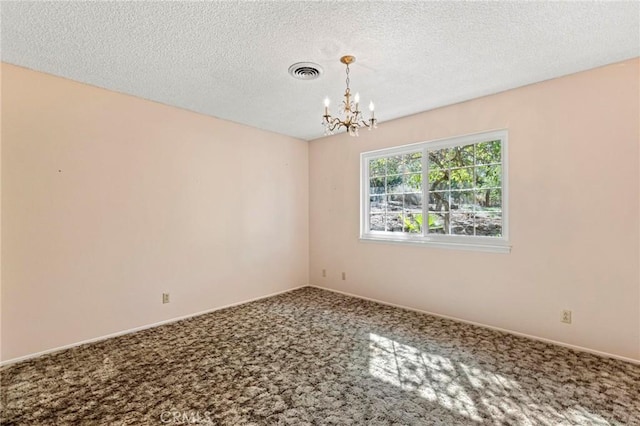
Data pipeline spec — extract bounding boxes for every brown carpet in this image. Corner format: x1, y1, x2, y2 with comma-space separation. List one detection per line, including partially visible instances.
1, 287, 639, 425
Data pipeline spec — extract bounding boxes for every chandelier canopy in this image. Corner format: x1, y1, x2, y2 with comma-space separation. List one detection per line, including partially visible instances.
322, 55, 377, 137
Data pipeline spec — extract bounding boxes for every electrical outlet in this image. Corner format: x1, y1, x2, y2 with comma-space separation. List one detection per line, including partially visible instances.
341, 272, 346, 280
162, 293, 170, 304
322, 269, 326, 278
561, 309, 572, 324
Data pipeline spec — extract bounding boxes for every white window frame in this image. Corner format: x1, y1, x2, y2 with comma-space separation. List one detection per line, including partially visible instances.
360, 129, 510, 253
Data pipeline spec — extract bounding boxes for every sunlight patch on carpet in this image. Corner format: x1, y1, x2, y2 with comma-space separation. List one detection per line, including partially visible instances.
368, 333, 482, 422
368, 333, 614, 425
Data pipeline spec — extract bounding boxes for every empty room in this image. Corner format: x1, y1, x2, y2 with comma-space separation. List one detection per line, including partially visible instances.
1, 1, 639, 425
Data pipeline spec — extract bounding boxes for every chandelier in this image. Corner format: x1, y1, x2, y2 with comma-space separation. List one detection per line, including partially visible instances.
322, 55, 377, 136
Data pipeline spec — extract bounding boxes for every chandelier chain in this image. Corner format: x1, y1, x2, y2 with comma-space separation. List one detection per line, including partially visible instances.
345, 64, 350, 90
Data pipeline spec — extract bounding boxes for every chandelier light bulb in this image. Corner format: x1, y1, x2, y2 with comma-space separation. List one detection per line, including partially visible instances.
369, 101, 375, 111
324, 97, 330, 107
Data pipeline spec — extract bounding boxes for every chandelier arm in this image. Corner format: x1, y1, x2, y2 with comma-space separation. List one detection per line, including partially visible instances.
328, 120, 343, 132
323, 115, 344, 132
324, 115, 340, 126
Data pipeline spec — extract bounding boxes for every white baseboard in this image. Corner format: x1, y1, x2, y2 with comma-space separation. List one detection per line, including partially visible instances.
309, 284, 640, 365
5, 284, 637, 367
0, 285, 307, 367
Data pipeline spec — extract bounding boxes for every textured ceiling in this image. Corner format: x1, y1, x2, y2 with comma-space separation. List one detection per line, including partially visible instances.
2, 1, 638, 141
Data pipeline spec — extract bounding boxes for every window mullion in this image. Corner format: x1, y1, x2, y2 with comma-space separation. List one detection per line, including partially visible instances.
422, 147, 428, 238
363, 158, 370, 235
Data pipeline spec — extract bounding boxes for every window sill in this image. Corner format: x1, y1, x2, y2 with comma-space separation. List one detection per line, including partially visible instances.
359, 234, 511, 253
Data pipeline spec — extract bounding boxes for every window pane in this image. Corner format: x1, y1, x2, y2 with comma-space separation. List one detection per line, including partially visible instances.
403, 152, 422, 173
370, 177, 385, 195
403, 194, 423, 234
479, 189, 502, 209
370, 213, 385, 231
386, 155, 403, 175
370, 195, 386, 213
475, 211, 502, 236
451, 190, 475, 211
404, 173, 422, 193
388, 194, 403, 212
428, 212, 449, 234
404, 212, 423, 234
403, 193, 422, 213
476, 165, 501, 189
428, 148, 449, 170
476, 140, 501, 165
385, 212, 404, 232
451, 211, 475, 235
370, 195, 386, 232
386, 175, 403, 194
449, 145, 474, 167
428, 168, 448, 191
429, 191, 449, 212
370, 158, 386, 177
450, 167, 474, 190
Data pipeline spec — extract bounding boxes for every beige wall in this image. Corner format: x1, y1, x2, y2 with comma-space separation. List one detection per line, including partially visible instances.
309, 59, 640, 361
1, 64, 309, 361
3, 59, 639, 363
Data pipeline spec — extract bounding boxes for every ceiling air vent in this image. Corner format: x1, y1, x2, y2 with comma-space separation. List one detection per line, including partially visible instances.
288, 62, 323, 80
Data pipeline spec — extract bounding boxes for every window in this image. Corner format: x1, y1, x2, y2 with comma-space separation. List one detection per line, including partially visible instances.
360, 130, 509, 252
